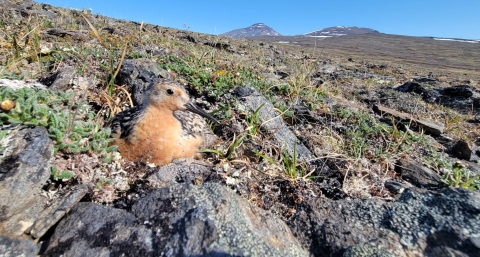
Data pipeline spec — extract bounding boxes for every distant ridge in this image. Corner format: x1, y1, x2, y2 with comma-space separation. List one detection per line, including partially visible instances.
305, 26, 379, 37
221, 23, 281, 38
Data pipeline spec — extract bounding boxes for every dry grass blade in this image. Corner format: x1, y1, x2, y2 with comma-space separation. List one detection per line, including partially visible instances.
117, 86, 134, 108
107, 43, 128, 88
99, 91, 115, 114
81, 13, 103, 46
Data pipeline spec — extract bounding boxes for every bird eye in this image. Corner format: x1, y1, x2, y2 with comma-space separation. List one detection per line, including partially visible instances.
166, 89, 174, 95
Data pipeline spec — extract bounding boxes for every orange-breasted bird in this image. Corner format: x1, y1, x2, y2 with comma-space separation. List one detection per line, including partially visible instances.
110, 79, 218, 165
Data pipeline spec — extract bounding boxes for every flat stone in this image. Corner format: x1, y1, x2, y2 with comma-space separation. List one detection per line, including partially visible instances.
41, 202, 139, 257
0, 79, 46, 90
146, 159, 221, 188
384, 180, 408, 195
395, 158, 444, 189
0, 126, 53, 237
44, 28, 88, 41
373, 104, 445, 136
233, 87, 314, 161
29, 184, 89, 239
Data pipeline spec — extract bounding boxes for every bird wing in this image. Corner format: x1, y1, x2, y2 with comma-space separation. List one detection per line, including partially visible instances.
174, 110, 218, 148
110, 104, 145, 140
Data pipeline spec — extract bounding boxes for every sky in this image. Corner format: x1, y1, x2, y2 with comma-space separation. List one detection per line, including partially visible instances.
36, 0, 480, 39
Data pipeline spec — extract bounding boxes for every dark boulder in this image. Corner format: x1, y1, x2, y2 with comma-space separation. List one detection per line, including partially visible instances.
288, 187, 480, 256
116, 58, 173, 105
43, 183, 308, 256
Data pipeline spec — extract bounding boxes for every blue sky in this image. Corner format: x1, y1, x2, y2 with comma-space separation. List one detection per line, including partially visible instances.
36, 0, 480, 39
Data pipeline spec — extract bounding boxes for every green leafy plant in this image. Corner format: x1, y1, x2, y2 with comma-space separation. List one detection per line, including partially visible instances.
245, 103, 264, 136
256, 141, 315, 180
95, 177, 114, 190
0, 86, 116, 160
51, 166, 75, 181
442, 162, 480, 191
0, 130, 8, 152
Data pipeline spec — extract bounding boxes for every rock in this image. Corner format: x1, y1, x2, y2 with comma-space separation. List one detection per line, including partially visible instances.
41, 202, 140, 257
395, 158, 444, 189
466, 163, 480, 175
47, 66, 76, 90
116, 58, 173, 105
373, 104, 445, 136
451, 140, 472, 161
476, 138, 480, 158
29, 184, 89, 239
233, 87, 314, 161
0, 126, 53, 237
43, 28, 88, 41
384, 180, 409, 195
437, 85, 480, 111
413, 77, 437, 84
0, 235, 37, 257
274, 71, 289, 79
288, 187, 480, 256
0, 78, 46, 90
395, 81, 440, 103
180, 33, 196, 43
204, 42, 230, 50
441, 85, 475, 98
43, 183, 308, 256
318, 64, 339, 74
146, 159, 222, 188
474, 98, 480, 108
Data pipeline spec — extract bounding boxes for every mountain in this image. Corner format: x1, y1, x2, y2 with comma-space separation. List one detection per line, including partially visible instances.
305, 26, 380, 37
221, 23, 281, 38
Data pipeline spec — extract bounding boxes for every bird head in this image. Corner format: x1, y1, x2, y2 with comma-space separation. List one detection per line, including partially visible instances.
148, 81, 219, 123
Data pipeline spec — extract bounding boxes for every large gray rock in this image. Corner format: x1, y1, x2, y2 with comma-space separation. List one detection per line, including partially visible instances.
288, 187, 480, 257
0, 126, 53, 237
43, 183, 308, 256
233, 87, 314, 161
0, 235, 37, 257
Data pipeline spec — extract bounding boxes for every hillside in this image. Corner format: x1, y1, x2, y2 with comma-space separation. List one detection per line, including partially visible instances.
304, 26, 380, 37
248, 33, 480, 75
1, 1, 480, 256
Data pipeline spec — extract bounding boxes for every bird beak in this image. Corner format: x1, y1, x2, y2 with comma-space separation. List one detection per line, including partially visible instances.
184, 102, 219, 124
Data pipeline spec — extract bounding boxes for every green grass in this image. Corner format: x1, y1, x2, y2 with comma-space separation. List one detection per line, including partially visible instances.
158, 54, 270, 98
200, 133, 245, 161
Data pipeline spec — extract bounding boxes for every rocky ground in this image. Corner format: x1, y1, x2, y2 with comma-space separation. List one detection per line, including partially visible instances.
1, 1, 480, 256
